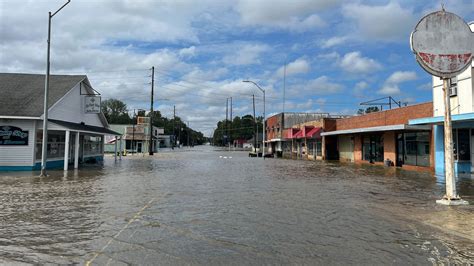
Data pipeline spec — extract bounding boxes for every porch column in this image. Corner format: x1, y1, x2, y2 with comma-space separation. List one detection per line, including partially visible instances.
119, 136, 122, 160
64, 130, 70, 171
322, 136, 326, 160
114, 136, 118, 161
74, 132, 80, 169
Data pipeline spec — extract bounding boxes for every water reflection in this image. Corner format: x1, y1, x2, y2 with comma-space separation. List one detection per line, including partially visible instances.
0, 146, 472, 264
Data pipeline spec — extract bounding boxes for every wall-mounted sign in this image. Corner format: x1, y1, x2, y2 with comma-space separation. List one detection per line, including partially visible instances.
84, 96, 101, 114
0, 126, 29, 145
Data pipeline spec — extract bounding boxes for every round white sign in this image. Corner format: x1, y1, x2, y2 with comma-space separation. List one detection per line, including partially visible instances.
411, 10, 473, 78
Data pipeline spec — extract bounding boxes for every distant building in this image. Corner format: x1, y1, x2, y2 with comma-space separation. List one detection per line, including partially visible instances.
104, 122, 163, 153
0, 73, 120, 171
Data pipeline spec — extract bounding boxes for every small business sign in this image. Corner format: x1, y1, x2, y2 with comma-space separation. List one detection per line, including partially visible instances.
0, 126, 29, 145
84, 96, 101, 114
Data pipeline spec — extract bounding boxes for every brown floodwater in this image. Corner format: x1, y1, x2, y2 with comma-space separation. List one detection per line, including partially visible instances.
0, 145, 473, 264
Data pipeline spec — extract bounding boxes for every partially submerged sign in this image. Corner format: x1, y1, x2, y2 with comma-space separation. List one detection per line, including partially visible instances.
0, 126, 28, 145
411, 10, 473, 78
84, 96, 101, 114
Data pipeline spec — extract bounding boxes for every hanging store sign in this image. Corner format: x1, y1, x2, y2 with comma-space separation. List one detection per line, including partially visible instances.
0, 126, 29, 145
84, 96, 101, 114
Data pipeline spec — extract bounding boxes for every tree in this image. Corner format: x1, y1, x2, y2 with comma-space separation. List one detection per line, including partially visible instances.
101, 98, 132, 124
212, 114, 262, 146
357, 106, 380, 115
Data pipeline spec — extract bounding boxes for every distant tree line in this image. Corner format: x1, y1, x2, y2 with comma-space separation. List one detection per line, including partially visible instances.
101, 98, 205, 145
212, 115, 263, 146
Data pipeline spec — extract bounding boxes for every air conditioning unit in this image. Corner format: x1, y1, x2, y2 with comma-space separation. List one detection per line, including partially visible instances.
449, 77, 458, 97
449, 85, 457, 97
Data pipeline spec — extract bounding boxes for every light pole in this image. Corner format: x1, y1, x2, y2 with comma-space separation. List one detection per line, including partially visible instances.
243, 80, 265, 158
40, 0, 71, 177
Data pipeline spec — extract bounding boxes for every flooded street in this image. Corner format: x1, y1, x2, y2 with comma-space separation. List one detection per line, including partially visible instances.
0, 145, 473, 265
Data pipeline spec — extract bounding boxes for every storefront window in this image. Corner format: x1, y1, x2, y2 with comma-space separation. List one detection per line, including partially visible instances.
316, 140, 322, 157
83, 135, 102, 156
36, 131, 66, 159
398, 132, 430, 167
362, 135, 383, 162
455, 129, 470, 161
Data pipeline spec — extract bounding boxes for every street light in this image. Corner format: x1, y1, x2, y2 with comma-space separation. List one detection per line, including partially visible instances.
243, 80, 265, 158
40, 0, 71, 177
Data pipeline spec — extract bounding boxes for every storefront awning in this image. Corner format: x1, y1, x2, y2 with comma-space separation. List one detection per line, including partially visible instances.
306, 127, 322, 138
49, 119, 121, 135
409, 112, 474, 125
320, 124, 431, 136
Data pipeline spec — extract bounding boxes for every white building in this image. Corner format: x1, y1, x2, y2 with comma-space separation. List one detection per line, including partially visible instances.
0, 73, 120, 171
409, 22, 474, 175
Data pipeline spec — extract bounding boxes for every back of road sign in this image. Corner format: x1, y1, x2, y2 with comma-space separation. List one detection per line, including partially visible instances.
411, 10, 473, 78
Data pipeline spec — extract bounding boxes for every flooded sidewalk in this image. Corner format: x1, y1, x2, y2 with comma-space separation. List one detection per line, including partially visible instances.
0, 146, 472, 264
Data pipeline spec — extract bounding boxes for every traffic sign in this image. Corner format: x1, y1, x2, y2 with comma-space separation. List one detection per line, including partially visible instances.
411, 10, 473, 78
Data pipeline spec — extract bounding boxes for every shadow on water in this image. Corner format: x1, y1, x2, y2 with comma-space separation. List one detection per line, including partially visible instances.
0, 146, 472, 264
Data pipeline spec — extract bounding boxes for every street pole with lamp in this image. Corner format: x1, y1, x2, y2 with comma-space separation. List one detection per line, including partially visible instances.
40, 0, 71, 177
149, 66, 154, 155
243, 80, 265, 159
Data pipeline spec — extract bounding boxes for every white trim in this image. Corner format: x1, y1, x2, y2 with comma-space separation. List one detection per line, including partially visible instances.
321, 124, 431, 136
0, 116, 40, 120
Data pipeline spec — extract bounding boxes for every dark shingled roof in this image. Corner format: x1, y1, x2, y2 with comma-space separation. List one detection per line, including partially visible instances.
0, 73, 86, 117
49, 119, 121, 135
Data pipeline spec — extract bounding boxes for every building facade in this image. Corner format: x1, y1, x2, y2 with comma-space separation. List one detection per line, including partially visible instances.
321, 103, 434, 171
410, 61, 474, 175
0, 73, 120, 171
104, 123, 163, 154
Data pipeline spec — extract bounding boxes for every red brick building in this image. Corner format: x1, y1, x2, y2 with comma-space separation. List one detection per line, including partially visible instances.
321, 102, 434, 171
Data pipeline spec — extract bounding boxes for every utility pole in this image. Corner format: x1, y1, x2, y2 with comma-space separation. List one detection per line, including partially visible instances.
282, 62, 286, 113
173, 105, 176, 149
40, 0, 71, 177
229, 96, 232, 151
187, 121, 190, 147
149, 66, 154, 155
253, 94, 256, 153
443, 78, 457, 199
226, 98, 228, 147
132, 109, 136, 155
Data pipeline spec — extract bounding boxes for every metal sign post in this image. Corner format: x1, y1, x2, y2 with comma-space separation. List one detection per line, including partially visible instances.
411, 9, 472, 205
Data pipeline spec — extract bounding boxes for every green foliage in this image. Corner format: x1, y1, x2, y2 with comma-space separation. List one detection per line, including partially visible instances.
212, 115, 262, 146
101, 98, 132, 124
357, 106, 380, 115
102, 98, 205, 145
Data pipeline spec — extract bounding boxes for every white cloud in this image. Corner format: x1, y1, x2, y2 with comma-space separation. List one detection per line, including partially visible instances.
386, 71, 417, 84
342, 1, 417, 42
340, 51, 382, 74
179, 46, 196, 58
355, 81, 369, 90
321, 36, 349, 48
235, 0, 337, 31
304, 76, 344, 95
378, 70, 418, 95
222, 44, 270, 65
378, 85, 400, 95
275, 57, 310, 77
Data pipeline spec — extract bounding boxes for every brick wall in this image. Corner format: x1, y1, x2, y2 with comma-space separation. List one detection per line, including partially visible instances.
334, 102, 433, 131
383, 131, 396, 164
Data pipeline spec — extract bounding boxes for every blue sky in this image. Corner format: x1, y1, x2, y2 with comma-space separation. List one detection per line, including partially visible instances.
1, 0, 473, 136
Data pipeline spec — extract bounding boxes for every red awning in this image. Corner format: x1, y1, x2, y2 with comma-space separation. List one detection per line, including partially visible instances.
294, 130, 304, 138
287, 128, 301, 139
306, 127, 322, 138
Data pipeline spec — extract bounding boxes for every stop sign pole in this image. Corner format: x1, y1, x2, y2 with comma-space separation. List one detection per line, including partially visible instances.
411, 9, 472, 205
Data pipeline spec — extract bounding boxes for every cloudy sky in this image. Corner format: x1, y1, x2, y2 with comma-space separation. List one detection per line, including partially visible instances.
1, 0, 473, 136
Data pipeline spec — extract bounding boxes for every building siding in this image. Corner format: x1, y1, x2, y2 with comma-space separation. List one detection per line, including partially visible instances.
0, 119, 36, 166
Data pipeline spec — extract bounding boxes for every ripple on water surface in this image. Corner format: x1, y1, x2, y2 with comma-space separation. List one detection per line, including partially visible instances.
0, 146, 473, 264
